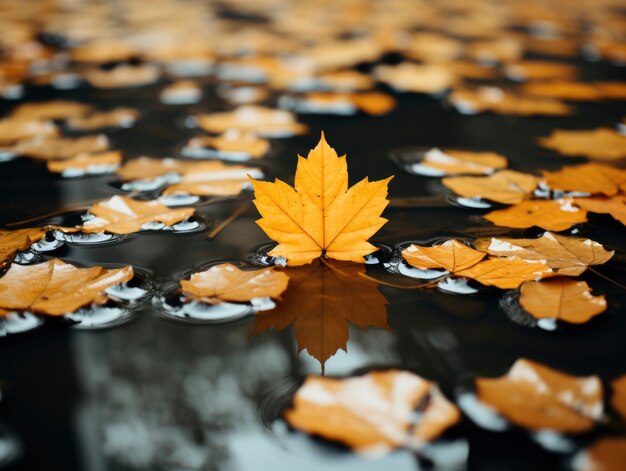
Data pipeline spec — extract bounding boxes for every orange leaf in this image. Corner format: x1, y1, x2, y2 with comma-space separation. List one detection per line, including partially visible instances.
610, 376, 626, 421
0, 259, 133, 316
442, 170, 537, 204
455, 256, 552, 289
66, 108, 139, 130
284, 370, 460, 453
473, 232, 614, 276
520, 81, 601, 101
183, 131, 270, 160
539, 128, 626, 161
543, 163, 626, 196
417, 148, 508, 176
46, 151, 122, 175
7, 134, 109, 161
251, 259, 389, 367
12, 100, 92, 120
484, 198, 587, 231
401, 239, 485, 272
180, 263, 289, 303
505, 60, 578, 81
84, 64, 160, 89
519, 279, 607, 323
0, 116, 58, 144
576, 438, 626, 471
476, 359, 603, 433
574, 195, 626, 226
374, 63, 458, 94
0, 228, 47, 268
250, 133, 392, 265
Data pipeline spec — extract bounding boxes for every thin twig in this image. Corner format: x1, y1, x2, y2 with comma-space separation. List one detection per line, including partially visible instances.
206, 201, 250, 239
589, 267, 626, 291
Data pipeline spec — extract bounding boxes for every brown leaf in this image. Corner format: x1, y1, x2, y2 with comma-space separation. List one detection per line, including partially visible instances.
416, 148, 508, 176
505, 60, 578, 81
455, 256, 552, 289
443, 170, 538, 204
574, 195, 626, 226
8, 134, 109, 160
473, 232, 614, 276
66, 108, 139, 130
402, 239, 485, 272
181, 263, 289, 303
70, 40, 136, 63
11, 100, 92, 120
84, 64, 160, 89
520, 81, 601, 101
183, 130, 270, 160
543, 163, 626, 196
79, 195, 194, 234
0, 259, 133, 316
519, 279, 607, 323
538, 128, 626, 161
610, 376, 626, 421
450, 86, 573, 116
404, 33, 463, 62
476, 358, 603, 432
594, 81, 626, 100
484, 198, 588, 231
0, 228, 47, 268
46, 151, 122, 175
252, 259, 389, 367
374, 63, 458, 94
284, 370, 460, 453
466, 38, 523, 63
0, 116, 58, 144
195, 105, 307, 137
576, 438, 626, 471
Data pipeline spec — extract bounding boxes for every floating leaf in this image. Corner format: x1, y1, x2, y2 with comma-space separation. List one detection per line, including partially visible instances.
70, 40, 136, 63
519, 279, 607, 324
79, 196, 194, 234
46, 151, 122, 176
473, 232, 614, 276
476, 358, 603, 433
160, 80, 203, 105
0, 259, 133, 316
520, 81, 601, 101
12, 100, 92, 120
0, 116, 58, 144
610, 376, 626, 421
183, 130, 270, 160
455, 256, 552, 289
290, 91, 396, 116
84, 64, 160, 89
443, 170, 537, 204
417, 148, 508, 176
196, 105, 306, 138
0, 228, 47, 268
252, 259, 389, 367
484, 198, 587, 231
250, 133, 392, 265
505, 60, 578, 81
575, 438, 626, 471
374, 63, 458, 94
66, 108, 139, 130
181, 263, 288, 303
402, 240, 485, 272
539, 128, 626, 161
574, 196, 626, 226
284, 370, 460, 453
543, 163, 626, 196
7, 134, 109, 160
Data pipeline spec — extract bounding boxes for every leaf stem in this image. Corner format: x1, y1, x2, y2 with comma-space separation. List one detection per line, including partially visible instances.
206, 201, 250, 239
588, 267, 626, 291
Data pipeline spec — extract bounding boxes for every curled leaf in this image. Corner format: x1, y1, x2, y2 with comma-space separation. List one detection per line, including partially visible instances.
0, 228, 47, 268
284, 370, 460, 453
402, 239, 485, 272
0, 259, 133, 316
476, 358, 603, 433
484, 198, 587, 231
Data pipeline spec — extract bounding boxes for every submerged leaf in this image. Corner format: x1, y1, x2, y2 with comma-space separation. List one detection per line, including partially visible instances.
402, 239, 485, 272
250, 133, 392, 265
443, 170, 537, 204
476, 358, 603, 433
519, 279, 607, 324
539, 128, 626, 161
284, 370, 460, 453
473, 232, 614, 276
0, 259, 133, 316
181, 263, 288, 303
455, 256, 552, 289
484, 198, 587, 231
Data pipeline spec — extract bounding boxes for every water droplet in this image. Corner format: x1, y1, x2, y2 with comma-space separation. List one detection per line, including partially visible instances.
437, 277, 478, 294
65, 305, 136, 329
457, 392, 508, 431
0, 312, 43, 336
157, 193, 200, 206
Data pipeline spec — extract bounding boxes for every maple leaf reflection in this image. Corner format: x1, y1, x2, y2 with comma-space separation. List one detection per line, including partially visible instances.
251, 259, 390, 371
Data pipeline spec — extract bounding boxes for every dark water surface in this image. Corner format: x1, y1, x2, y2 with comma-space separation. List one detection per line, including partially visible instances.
0, 57, 625, 471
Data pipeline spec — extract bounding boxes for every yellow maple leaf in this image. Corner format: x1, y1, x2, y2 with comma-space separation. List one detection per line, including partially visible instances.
250, 133, 393, 265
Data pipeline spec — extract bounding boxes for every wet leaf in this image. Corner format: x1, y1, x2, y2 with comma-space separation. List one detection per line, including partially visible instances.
473, 232, 614, 276
538, 128, 626, 161
66, 108, 139, 130
543, 163, 626, 196
610, 376, 626, 421
12, 100, 92, 120
181, 263, 289, 303
78, 195, 194, 234
294, 92, 396, 116
7, 134, 109, 160
252, 259, 389, 366
196, 105, 307, 138
183, 130, 270, 160
450, 86, 573, 116
250, 133, 392, 265
0, 259, 133, 316
0, 116, 58, 144
46, 151, 122, 175
70, 40, 136, 63
418, 148, 508, 176
402, 239, 485, 272
442, 170, 538, 204
505, 60, 578, 81
0, 228, 47, 268
455, 256, 552, 289
520, 81, 601, 101
284, 370, 460, 453
484, 198, 588, 231
160, 80, 203, 105
574, 195, 626, 226
374, 63, 458, 94
519, 279, 607, 324
84, 64, 160, 89
575, 438, 626, 471
476, 358, 603, 432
